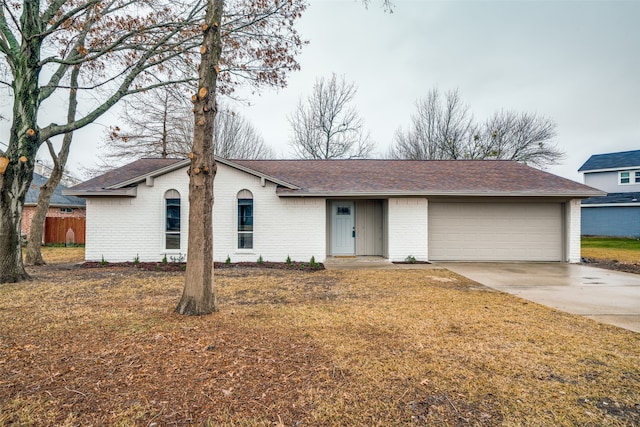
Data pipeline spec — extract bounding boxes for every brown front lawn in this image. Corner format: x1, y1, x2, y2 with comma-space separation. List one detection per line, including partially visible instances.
1, 249, 638, 426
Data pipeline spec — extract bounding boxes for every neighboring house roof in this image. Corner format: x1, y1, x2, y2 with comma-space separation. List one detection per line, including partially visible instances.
26, 173, 86, 208
578, 149, 640, 172
66, 157, 604, 199
582, 192, 640, 207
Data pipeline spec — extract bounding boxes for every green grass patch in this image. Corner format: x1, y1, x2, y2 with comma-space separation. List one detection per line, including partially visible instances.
581, 236, 640, 250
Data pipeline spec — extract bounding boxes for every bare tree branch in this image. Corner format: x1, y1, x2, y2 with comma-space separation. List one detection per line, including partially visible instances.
289, 73, 374, 159
389, 87, 565, 168
91, 85, 273, 174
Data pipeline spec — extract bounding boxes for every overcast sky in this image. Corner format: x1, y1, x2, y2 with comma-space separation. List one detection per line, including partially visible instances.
42, 0, 640, 182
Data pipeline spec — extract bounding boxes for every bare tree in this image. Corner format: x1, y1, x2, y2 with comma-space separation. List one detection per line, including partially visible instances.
0, 0, 306, 283
389, 88, 475, 160
289, 74, 374, 159
389, 87, 565, 167
99, 87, 273, 168
214, 109, 274, 159
24, 53, 81, 266
176, 0, 306, 315
105, 86, 194, 161
175, 0, 222, 316
0, 0, 208, 283
473, 110, 565, 168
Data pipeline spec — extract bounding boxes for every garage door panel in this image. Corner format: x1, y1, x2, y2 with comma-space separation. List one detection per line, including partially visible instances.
429, 202, 563, 261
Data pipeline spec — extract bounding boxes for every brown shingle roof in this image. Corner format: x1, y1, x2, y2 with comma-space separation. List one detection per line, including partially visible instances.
67, 158, 186, 193
231, 159, 602, 197
67, 158, 603, 198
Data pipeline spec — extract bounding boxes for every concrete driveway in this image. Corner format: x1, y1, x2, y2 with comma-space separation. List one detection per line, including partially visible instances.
439, 262, 640, 333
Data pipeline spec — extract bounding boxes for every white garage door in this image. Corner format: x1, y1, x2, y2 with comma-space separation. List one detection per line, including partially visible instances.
429, 202, 563, 261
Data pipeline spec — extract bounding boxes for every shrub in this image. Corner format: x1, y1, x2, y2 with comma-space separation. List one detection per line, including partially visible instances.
133, 254, 140, 265
225, 255, 231, 264
405, 255, 417, 264
161, 254, 168, 265
257, 255, 264, 264
100, 255, 108, 266
286, 255, 292, 264
170, 253, 185, 263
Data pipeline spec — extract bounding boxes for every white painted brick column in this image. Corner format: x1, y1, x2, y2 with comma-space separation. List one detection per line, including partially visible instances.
566, 199, 582, 263
387, 198, 428, 262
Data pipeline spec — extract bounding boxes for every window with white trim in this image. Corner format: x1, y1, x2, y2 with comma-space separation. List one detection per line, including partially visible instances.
237, 190, 253, 249
619, 171, 640, 185
164, 189, 181, 250
620, 171, 630, 184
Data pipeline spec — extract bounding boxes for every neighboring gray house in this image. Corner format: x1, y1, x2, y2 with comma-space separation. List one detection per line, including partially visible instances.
66, 158, 602, 263
578, 149, 640, 237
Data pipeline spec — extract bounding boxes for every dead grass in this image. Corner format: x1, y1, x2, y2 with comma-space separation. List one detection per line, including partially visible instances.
582, 247, 640, 264
1, 256, 638, 426
582, 237, 640, 265
30, 246, 85, 264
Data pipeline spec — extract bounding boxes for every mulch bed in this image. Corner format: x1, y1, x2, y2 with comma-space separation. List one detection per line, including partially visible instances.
81, 258, 640, 274
581, 257, 640, 275
81, 260, 325, 272
391, 261, 431, 265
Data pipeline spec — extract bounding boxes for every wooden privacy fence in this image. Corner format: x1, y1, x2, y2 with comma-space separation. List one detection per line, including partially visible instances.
44, 217, 86, 245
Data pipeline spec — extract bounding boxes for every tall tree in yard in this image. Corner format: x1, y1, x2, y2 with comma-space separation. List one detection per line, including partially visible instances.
175, 0, 223, 315
174, 0, 306, 315
176, 0, 307, 315
24, 59, 81, 266
0, 0, 206, 282
0, 0, 306, 284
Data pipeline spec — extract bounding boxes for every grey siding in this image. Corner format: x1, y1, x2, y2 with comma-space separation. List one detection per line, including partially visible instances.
355, 200, 384, 256
584, 171, 640, 193
581, 206, 640, 237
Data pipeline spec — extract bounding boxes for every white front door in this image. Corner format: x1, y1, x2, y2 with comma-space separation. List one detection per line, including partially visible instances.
331, 201, 355, 255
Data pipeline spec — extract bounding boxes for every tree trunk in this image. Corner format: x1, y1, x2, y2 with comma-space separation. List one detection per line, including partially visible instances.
24, 178, 54, 265
0, 3, 43, 283
175, 0, 223, 315
0, 162, 32, 283
25, 59, 79, 266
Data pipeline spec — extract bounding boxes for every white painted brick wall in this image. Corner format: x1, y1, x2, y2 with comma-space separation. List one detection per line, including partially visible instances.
387, 197, 428, 262
85, 163, 326, 263
213, 164, 326, 263
85, 167, 190, 262
566, 198, 582, 263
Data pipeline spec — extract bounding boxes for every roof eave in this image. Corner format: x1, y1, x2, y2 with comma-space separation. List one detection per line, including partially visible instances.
62, 187, 138, 197
582, 203, 640, 207
24, 202, 85, 207
216, 157, 301, 190
580, 165, 640, 173
275, 190, 605, 198
106, 159, 190, 189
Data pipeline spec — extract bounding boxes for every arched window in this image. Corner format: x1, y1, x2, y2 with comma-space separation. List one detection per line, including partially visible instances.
237, 190, 253, 249
164, 190, 181, 250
